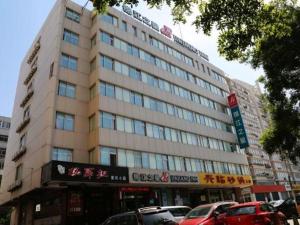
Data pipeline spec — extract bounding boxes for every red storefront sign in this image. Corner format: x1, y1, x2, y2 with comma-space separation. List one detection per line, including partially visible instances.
120, 187, 150, 192
251, 185, 286, 193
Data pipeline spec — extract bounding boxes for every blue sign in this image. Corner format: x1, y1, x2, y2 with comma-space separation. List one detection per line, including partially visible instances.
230, 106, 249, 149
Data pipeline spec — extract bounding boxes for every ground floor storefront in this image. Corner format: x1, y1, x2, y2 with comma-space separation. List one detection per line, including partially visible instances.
7, 161, 253, 225
251, 184, 289, 201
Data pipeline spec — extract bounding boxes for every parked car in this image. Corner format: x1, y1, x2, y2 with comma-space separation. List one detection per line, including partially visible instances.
101, 207, 178, 225
161, 206, 191, 222
269, 198, 299, 219
223, 201, 288, 225
179, 201, 238, 225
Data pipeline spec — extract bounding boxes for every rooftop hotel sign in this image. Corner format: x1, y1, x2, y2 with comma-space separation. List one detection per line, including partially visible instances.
228, 93, 249, 149
122, 5, 159, 32
122, 5, 209, 61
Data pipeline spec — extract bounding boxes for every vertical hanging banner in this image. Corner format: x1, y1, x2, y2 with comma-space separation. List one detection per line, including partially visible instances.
228, 93, 249, 149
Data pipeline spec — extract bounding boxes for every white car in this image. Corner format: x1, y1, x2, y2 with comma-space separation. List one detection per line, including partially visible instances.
161, 206, 191, 222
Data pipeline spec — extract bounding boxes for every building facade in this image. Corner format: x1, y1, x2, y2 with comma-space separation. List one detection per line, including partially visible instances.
0, 1, 252, 224
227, 79, 297, 201
0, 116, 11, 182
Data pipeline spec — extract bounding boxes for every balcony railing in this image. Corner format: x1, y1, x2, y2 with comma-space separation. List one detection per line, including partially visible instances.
7, 180, 22, 192
16, 117, 30, 133
12, 146, 27, 162
23, 66, 37, 85
27, 41, 40, 64
20, 90, 34, 108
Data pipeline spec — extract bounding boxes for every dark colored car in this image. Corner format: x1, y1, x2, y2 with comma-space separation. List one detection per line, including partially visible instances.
101, 207, 178, 225
224, 201, 287, 225
270, 198, 299, 219
179, 201, 238, 225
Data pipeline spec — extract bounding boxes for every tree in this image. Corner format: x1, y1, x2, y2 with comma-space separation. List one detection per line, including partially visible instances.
91, 0, 300, 161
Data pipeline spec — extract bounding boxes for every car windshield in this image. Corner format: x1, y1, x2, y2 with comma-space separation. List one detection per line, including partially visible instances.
185, 206, 211, 219
227, 206, 256, 216
167, 208, 191, 217
143, 211, 176, 225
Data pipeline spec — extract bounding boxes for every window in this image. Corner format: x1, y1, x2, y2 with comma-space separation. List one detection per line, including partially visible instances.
90, 58, 96, 72
55, 112, 74, 131
89, 114, 96, 132
0, 148, 6, 159
100, 147, 116, 166
52, 147, 73, 162
156, 154, 163, 170
91, 34, 96, 47
65, 8, 80, 23
60, 53, 77, 71
142, 153, 150, 168
0, 135, 8, 142
141, 31, 146, 41
90, 84, 97, 99
19, 133, 26, 149
23, 106, 30, 120
132, 26, 137, 37
100, 112, 115, 129
133, 152, 142, 168
101, 55, 113, 70
117, 149, 127, 167
130, 92, 142, 106
49, 62, 54, 78
0, 121, 10, 129
101, 32, 113, 45
121, 21, 127, 31
126, 150, 134, 167
101, 14, 118, 26
63, 29, 79, 45
133, 120, 145, 135
149, 153, 156, 169
15, 164, 23, 181
58, 81, 76, 98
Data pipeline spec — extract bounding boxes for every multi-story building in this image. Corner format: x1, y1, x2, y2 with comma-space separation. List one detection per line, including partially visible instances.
0, 1, 252, 224
227, 79, 295, 201
0, 116, 10, 181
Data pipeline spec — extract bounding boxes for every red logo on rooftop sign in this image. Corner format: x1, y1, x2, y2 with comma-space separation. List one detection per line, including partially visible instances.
160, 25, 173, 39
227, 93, 238, 108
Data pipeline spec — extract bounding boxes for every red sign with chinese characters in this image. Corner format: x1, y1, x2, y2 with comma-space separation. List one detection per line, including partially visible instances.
199, 173, 253, 188
160, 25, 173, 39
227, 93, 238, 108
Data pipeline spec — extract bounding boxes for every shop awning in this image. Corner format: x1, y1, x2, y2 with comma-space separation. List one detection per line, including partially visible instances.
251, 185, 286, 193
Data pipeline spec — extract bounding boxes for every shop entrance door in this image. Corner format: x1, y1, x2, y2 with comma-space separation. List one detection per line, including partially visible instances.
86, 188, 118, 225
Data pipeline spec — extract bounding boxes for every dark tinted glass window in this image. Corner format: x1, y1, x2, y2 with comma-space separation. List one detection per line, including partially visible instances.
185, 207, 211, 219
0, 135, 8, 142
227, 206, 256, 216
143, 211, 175, 225
168, 208, 190, 217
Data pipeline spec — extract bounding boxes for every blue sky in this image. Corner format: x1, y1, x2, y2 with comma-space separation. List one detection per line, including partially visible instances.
0, 0, 263, 117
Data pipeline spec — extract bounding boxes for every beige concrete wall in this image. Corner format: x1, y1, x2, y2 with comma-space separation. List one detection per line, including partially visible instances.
0, 0, 92, 205
0, 0, 249, 213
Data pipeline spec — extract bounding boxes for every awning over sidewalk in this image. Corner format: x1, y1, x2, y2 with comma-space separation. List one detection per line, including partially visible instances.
251, 185, 286, 193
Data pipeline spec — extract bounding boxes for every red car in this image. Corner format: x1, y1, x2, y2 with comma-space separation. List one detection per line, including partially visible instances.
179, 201, 238, 225
223, 201, 288, 225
